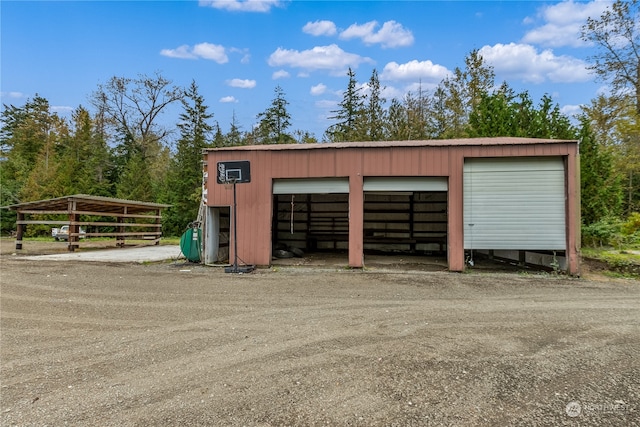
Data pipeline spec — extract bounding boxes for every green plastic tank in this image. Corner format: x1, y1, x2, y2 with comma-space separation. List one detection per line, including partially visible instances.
180, 227, 201, 262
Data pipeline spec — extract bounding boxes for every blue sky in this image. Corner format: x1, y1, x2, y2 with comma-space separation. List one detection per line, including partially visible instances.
1, 0, 610, 141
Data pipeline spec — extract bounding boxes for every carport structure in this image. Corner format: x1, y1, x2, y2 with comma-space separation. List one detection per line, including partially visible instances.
203, 137, 580, 274
6, 194, 170, 251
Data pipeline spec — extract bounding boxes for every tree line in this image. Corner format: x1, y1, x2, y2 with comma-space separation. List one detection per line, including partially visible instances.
1, 0, 638, 242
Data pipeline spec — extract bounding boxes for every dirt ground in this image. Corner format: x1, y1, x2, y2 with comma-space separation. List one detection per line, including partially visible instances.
1, 240, 639, 426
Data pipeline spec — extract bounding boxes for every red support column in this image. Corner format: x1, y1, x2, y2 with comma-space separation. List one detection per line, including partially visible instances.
348, 174, 364, 268
447, 154, 465, 272
566, 151, 580, 275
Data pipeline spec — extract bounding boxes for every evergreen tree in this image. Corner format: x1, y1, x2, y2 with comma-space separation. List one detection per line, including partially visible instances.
578, 117, 623, 223
384, 98, 409, 141
468, 87, 576, 140
404, 86, 430, 140
613, 105, 640, 213
161, 81, 214, 235
325, 68, 366, 142
256, 85, 293, 144
468, 86, 516, 137
364, 69, 387, 141
55, 106, 112, 196
116, 150, 153, 201
225, 112, 244, 146
437, 49, 496, 138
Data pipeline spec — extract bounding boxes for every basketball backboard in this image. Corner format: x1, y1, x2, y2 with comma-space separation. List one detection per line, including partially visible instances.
216, 161, 251, 184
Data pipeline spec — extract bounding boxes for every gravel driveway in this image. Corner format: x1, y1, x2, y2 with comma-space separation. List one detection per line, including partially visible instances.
1, 255, 639, 426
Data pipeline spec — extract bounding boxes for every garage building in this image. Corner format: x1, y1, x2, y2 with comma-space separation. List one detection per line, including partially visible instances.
202, 137, 580, 274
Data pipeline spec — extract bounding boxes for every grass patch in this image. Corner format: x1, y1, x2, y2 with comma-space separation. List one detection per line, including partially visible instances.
582, 247, 640, 278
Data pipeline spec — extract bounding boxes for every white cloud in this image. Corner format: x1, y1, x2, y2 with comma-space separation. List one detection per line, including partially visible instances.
230, 47, 251, 64
226, 78, 257, 88
303, 20, 337, 36
220, 96, 238, 103
522, 0, 609, 47
161, 42, 228, 63
310, 83, 327, 96
160, 45, 197, 59
380, 60, 451, 82
51, 106, 73, 114
340, 20, 414, 48
199, 0, 283, 13
272, 69, 290, 79
193, 43, 228, 62
268, 44, 374, 75
479, 43, 591, 83
0, 91, 26, 99
403, 81, 439, 93
382, 85, 404, 100
560, 104, 583, 118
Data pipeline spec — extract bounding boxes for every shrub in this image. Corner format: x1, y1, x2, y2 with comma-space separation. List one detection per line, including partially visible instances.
582, 217, 624, 248
583, 213, 640, 248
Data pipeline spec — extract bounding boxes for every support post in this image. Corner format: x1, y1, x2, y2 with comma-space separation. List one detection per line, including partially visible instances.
15, 212, 24, 250
155, 209, 161, 245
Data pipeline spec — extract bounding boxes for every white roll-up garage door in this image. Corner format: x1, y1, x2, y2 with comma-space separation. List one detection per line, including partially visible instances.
363, 177, 448, 192
464, 157, 566, 250
272, 178, 350, 194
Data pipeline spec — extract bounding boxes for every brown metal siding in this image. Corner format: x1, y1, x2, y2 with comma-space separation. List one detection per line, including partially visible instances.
205, 140, 579, 273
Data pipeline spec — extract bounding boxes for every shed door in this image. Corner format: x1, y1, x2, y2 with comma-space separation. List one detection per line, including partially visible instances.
464, 157, 566, 250
273, 178, 349, 194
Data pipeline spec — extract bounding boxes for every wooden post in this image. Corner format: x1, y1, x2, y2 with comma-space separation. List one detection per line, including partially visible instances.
117, 208, 125, 247
155, 209, 161, 245
68, 200, 77, 252
15, 212, 24, 250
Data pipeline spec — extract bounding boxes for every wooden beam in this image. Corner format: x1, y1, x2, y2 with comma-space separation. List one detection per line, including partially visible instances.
84, 232, 162, 237
71, 210, 161, 219
15, 210, 71, 215
16, 220, 71, 225
71, 221, 161, 228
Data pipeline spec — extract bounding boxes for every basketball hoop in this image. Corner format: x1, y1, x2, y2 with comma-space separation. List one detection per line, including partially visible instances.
215, 161, 254, 274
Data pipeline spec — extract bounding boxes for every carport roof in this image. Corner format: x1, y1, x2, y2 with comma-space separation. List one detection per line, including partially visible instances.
204, 137, 577, 152
4, 194, 171, 215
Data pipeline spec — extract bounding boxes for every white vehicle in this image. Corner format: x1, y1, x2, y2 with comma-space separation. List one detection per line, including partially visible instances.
52, 225, 86, 241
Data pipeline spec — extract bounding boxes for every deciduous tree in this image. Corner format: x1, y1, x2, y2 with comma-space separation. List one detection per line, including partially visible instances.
582, 0, 640, 114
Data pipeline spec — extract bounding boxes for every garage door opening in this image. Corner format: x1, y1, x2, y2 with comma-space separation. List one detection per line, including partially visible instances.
203, 206, 231, 265
464, 157, 568, 271
272, 193, 349, 260
272, 177, 350, 263
363, 191, 447, 257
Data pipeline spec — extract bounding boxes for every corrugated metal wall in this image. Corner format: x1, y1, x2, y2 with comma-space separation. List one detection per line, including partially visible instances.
203, 141, 579, 274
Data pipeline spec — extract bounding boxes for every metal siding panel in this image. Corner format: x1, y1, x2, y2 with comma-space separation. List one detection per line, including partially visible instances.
308, 150, 337, 176
464, 157, 566, 250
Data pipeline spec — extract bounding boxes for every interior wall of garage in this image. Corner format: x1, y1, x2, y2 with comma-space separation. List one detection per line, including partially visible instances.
203, 139, 580, 274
